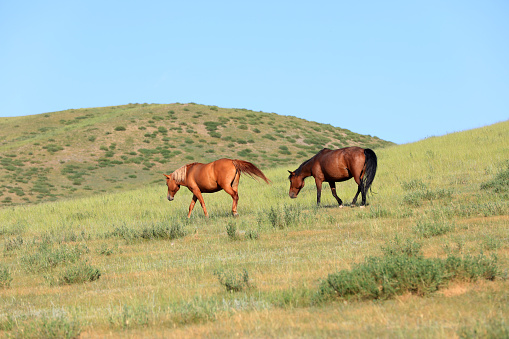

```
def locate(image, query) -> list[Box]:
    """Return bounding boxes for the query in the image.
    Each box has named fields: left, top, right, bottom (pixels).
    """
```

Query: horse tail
left=361, top=148, right=377, bottom=195
left=232, top=160, right=271, bottom=184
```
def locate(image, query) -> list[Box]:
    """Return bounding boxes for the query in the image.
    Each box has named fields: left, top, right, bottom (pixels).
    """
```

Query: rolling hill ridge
left=0, top=103, right=393, bottom=205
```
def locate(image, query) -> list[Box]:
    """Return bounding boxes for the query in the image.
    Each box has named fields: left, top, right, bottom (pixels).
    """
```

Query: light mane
left=171, top=164, right=188, bottom=184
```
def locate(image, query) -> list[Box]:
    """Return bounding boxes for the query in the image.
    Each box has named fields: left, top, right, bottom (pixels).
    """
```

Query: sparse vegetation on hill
left=0, top=103, right=393, bottom=205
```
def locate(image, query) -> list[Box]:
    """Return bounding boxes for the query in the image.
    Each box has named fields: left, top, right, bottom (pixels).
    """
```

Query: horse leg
left=223, top=186, right=239, bottom=216
left=187, top=195, right=198, bottom=218
left=351, top=186, right=361, bottom=206
left=222, top=171, right=240, bottom=216
left=329, top=182, right=343, bottom=207
left=352, top=175, right=366, bottom=208
left=315, top=179, right=323, bottom=206
left=190, top=189, right=208, bottom=217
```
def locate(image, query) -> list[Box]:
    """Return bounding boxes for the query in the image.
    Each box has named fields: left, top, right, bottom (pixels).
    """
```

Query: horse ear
left=288, top=170, right=294, bottom=175
left=164, top=174, right=171, bottom=179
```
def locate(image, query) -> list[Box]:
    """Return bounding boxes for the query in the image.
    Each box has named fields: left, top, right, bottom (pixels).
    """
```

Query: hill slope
left=0, top=103, right=393, bottom=205
left=0, top=120, right=507, bottom=338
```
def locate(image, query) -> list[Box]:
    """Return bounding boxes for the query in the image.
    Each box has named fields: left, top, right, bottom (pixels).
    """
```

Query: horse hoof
left=339, top=205, right=343, bottom=208
left=233, top=212, right=239, bottom=217
left=360, top=205, right=365, bottom=209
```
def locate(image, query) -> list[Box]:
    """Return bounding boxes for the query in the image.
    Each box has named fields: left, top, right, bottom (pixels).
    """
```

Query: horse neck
left=172, top=163, right=193, bottom=185
left=295, top=158, right=313, bottom=179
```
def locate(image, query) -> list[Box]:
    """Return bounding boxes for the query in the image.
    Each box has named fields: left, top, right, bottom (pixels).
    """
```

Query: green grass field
left=0, top=120, right=508, bottom=338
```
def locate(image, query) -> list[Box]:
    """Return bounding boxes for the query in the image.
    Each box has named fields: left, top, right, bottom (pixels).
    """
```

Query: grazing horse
left=288, top=147, right=377, bottom=207
left=164, top=158, right=270, bottom=217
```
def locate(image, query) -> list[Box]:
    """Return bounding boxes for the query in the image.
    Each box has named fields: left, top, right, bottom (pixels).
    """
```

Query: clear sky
left=1, top=1, right=508, bottom=144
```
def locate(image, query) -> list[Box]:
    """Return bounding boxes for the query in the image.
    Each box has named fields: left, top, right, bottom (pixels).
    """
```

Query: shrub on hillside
left=481, top=161, right=509, bottom=193
left=316, top=248, right=498, bottom=302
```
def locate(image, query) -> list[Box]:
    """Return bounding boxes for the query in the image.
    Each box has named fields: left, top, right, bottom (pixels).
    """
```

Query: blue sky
left=1, top=1, right=508, bottom=144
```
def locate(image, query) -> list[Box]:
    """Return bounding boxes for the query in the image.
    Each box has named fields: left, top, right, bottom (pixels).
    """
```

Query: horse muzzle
left=289, top=192, right=298, bottom=199
left=167, top=195, right=174, bottom=201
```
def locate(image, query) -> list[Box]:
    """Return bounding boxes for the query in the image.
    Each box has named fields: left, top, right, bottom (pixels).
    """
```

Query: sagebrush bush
left=9, top=314, right=82, bottom=339
left=263, top=204, right=301, bottom=229
left=3, top=235, right=24, bottom=254
left=245, top=229, right=259, bottom=240
left=226, top=221, right=238, bottom=240
left=481, top=161, right=509, bottom=193
left=316, top=248, right=499, bottom=302
left=214, top=268, right=250, bottom=292
left=414, top=219, right=454, bottom=238
left=381, top=236, right=422, bottom=257
left=444, top=254, right=498, bottom=281
left=58, top=262, right=101, bottom=285
left=0, top=264, right=13, bottom=288
left=21, top=244, right=88, bottom=272
left=107, top=222, right=187, bottom=243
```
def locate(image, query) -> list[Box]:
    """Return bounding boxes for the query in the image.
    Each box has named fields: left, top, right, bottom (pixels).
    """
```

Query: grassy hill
left=0, top=120, right=507, bottom=337
left=0, top=103, right=392, bottom=205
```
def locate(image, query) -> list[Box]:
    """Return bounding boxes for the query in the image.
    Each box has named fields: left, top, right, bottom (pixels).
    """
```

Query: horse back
left=187, top=159, right=236, bottom=192
left=316, top=147, right=366, bottom=181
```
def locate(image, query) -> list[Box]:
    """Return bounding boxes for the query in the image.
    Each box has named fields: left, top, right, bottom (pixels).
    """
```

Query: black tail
left=361, top=148, right=377, bottom=197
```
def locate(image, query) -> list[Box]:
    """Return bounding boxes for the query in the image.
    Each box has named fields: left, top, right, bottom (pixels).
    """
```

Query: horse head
left=288, top=170, right=305, bottom=199
left=164, top=174, right=180, bottom=201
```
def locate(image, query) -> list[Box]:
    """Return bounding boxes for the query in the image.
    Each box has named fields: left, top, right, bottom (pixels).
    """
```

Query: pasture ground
left=1, top=121, right=508, bottom=338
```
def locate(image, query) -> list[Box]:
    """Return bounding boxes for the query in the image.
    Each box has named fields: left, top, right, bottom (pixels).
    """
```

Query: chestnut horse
left=164, top=158, right=270, bottom=217
left=288, top=147, right=377, bottom=207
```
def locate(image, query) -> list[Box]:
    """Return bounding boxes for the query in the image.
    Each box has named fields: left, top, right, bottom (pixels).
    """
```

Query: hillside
left=0, top=103, right=393, bottom=205
left=0, top=121, right=507, bottom=337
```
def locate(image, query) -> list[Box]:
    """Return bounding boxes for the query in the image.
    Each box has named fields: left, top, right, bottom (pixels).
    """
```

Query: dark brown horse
left=164, top=158, right=270, bottom=217
left=288, top=147, right=377, bottom=207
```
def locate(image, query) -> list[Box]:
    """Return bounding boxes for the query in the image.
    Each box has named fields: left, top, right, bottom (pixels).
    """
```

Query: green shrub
left=482, top=235, right=502, bottom=251
left=316, top=251, right=499, bottom=302
left=9, top=314, right=82, bottom=339
left=414, top=219, right=454, bottom=238
left=114, top=126, right=126, bottom=131
left=107, top=222, right=187, bottom=243
left=214, top=268, right=250, bottom=292
left=58, top=262, right=101, bottom=285
left=3, top=235, right=24, bottom=254
left=0, top=264, right=13, bottom=288
left=401, top=179, right=427, bottom=191
left=245, top=229, right=259, bottom=240
left=170, top=297, right=219, bottom=326
left=481, top=161, right=509, bottom=193
left=264, top=204, right=302, bottom=229
left=445, top=254, right=498, bottom=281
left=20, top=244, right=87, bottom=272
left=381, top=236, right=422, bottom=257
left=43, top=144, right=64, bottom=153
left=237, top=149, right=253, bottom=157
left=226, top=221, right=238, bottom=240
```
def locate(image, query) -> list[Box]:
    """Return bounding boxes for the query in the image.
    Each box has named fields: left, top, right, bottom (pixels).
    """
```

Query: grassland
left=0, top=103, right=391, bottom=206
left=0, top=119, right=508, bottom=338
